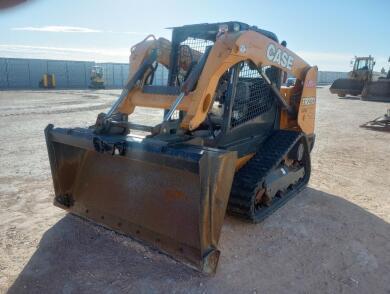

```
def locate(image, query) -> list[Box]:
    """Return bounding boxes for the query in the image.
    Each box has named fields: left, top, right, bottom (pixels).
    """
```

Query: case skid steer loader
left=45, top=22, right=318, bottom=273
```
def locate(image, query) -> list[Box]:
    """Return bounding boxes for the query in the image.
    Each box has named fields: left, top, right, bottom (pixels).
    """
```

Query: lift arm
left=116, top=30, right=318, bottom=133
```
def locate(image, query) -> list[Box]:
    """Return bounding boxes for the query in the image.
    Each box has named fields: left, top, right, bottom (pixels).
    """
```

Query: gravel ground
left=0, top=87, right=389, bottom=293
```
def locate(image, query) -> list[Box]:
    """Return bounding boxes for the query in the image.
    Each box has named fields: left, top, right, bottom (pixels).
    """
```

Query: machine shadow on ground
left=8, top=187, right=390, bottom=294
left=339, top=95, right=390, bottom=103
left=338, top=96, right=361, bottom=101
left=360, top=123, right=390, bottom=133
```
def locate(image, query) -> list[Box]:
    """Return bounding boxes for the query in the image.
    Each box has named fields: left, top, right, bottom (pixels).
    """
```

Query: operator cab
left=102, top=22, right=304, bottom=157
left=352, top=56, right=375, bottom=72
left=143, top=22, right=288, bottom=155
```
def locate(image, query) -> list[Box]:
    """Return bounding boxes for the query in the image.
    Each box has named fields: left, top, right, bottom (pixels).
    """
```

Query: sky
left=0, top=0, right=389, bottom=71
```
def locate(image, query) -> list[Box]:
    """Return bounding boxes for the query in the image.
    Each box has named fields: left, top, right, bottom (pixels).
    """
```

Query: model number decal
left=302, top=97, right=316, bottom=105
left=266, top=43, right=294, bottom=70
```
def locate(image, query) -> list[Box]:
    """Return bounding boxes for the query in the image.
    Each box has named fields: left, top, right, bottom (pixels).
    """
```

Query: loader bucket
left=361, top=80, right=390, bottom=102
left=45, top=125, right=237, bottom=273
left=329, top=78, right=364, bottom=97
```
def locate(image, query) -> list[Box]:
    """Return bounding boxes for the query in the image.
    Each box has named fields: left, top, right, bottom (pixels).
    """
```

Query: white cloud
left=297, top=51, right=354, bottom=71
left=11, top=26, right=102, bottom=33
left=0, top=44, right=130, bottom=62
left=297, top=51, right=389, bottom=72
left=11, top=26, right=148, bottom=35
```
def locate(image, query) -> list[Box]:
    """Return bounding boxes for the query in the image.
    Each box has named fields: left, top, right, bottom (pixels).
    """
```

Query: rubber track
left=227, top=129, right=310, bottom=223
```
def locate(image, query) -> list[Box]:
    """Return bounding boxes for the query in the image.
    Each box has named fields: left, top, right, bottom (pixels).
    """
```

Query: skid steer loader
left=45, top=22, right=317, bottom=273
left=89, top=66, right=105, bottom=89
left=330, top=56, right=390, bottom=101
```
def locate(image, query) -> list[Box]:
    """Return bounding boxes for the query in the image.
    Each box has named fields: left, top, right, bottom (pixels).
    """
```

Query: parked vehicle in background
left=286, top=77, right=296, bottom=87
left=330, top=56, right=390, bottom=101
left=89, top=66, right=105, bottom=89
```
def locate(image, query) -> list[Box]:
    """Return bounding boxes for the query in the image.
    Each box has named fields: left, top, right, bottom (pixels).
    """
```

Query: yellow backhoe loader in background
left=45, top=22, right=318, bottom=273
left=330, top=56, right=390, bottom=101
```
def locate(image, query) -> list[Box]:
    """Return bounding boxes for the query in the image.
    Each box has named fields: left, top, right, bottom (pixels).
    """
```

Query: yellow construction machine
left=330, top=56, right=390, bottom=101
left=89, top=65, right=105, bottom=89
left=45, top=22, right=318, bottom=273
left=39, top=73, right=56, bottom=89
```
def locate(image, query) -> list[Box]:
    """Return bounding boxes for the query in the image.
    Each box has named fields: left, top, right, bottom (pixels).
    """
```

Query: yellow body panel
left=280, top=87, right=293, bottom=129
left=235, top=153, right=255, bottom=170
left=298, top=67, right=317, bottom=134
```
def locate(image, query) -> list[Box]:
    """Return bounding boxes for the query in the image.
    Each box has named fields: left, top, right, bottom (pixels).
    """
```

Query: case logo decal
left=266, top=43, right=294, bottom=70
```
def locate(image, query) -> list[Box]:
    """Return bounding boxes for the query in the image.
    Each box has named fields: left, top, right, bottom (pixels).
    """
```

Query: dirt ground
left=0, top=87, right=389, bottom=293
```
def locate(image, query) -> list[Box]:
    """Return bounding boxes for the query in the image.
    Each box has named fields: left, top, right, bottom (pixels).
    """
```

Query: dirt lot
left=0, top=87, right=389, bottom=293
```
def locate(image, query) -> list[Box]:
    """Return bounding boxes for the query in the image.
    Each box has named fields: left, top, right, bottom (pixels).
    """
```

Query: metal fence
left=0, top=58, right=131, bottom=89
left=97, top=62, right=129, bottom=88
left=0, top=56, right=346, bottom=89
left=317, top=71, right=348, bottom=85
left=0, top=58, right=95, bottom=89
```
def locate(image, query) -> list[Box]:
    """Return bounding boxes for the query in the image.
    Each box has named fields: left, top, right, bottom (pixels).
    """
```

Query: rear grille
left=230, top=62, right=275, bottom=128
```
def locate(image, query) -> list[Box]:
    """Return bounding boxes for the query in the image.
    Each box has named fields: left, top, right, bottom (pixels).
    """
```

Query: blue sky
left=0, top=0, right=389, bottom=71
